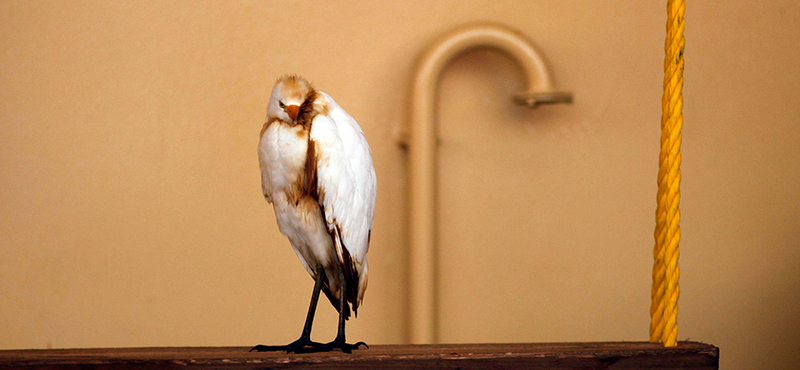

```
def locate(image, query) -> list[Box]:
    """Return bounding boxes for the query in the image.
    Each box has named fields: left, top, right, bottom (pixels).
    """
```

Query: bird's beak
left=285, top=105, right=300, bottom=121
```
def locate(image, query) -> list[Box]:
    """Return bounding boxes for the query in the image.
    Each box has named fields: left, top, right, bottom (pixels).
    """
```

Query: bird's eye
left=278, top=101, right=285, bottom=108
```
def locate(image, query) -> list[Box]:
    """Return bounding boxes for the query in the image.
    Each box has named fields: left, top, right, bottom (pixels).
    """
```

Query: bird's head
left=267, top=75, right=313, bottom=124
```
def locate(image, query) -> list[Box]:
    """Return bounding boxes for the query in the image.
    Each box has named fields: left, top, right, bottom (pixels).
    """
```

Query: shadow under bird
left=252, top=75, right=377, bottom=353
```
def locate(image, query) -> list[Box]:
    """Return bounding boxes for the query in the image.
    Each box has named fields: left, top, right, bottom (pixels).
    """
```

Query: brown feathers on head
left=277, top=74, right=313, bottom=101
left=267, top=74, right=316, bottom=125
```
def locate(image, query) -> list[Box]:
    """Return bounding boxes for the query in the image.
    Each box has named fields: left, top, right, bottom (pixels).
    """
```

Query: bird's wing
left=310, top=95, right=376, bottom=269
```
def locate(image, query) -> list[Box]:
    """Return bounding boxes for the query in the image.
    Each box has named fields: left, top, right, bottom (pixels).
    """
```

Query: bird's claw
left=318, top=339, right=369, bottom=354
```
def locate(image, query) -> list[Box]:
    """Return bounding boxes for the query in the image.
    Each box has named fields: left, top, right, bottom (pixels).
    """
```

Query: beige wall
left=1, top=1, right=798, bottom=369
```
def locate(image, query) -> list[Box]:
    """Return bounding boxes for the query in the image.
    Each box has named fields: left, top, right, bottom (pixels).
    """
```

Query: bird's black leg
left=250, top=268, right=326, bottom=353
left=318, top=269, right=368, bottom=353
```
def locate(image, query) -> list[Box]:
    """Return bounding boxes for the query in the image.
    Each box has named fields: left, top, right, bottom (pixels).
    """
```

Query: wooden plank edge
left=0, top=341, right=719, bottom=369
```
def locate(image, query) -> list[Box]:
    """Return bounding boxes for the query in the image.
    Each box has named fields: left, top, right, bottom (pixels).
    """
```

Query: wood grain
left=0, top=342, right=719, bottom=369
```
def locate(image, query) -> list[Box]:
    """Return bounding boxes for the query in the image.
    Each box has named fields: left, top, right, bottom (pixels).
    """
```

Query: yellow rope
left=651, top=0, right=684, bottom=347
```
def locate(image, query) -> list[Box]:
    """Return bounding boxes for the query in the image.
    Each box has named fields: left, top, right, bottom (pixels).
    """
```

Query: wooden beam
left=0, top=342, right=718, bottom=369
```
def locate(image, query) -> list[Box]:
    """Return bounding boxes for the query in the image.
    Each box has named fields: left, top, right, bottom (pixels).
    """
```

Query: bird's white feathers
left=312, top=92, right=376, bottom=266
left=259, top=76, right=376, bottom=315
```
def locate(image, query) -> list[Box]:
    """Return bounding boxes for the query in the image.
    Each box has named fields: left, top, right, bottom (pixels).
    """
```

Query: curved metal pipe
left=405, top=23, right=571, bottom=344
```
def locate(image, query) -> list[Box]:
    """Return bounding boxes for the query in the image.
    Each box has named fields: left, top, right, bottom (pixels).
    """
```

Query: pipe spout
left=513, top=91, right=574, bottom=108
left=404, top=23, right=571, bottom=344
left=399, top=23, right=572, bottom=145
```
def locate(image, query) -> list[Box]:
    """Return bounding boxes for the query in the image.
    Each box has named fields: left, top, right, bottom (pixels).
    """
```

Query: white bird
left=252, top=75, right=376, bottom=353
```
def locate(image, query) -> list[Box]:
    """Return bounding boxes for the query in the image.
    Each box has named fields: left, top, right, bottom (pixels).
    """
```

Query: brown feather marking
left=336, top=225, right=360, bottom=316
left=329, top=223, right=358, bottom=314
left=296, top=88, right=319, bottom=130
left=317, top=222, right=358, bottom=319
left=317, top=218, right=352, bottom=319
left=280, top=74, right=307, bottom=102
left=304, top=137, right=318, bottom=200
left=299, top=85, right=320, bottom=203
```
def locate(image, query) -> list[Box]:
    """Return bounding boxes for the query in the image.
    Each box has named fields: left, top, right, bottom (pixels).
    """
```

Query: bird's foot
left=250, top=337, right=324, bottom=353
left=317, top=336, right=368, bottom=354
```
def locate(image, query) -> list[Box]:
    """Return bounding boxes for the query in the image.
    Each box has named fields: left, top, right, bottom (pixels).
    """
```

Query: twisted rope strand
left=652, top=0, right=684, bottom=347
